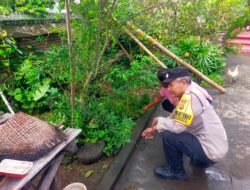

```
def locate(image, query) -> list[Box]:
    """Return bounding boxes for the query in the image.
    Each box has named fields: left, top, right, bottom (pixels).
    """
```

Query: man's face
left=167, top=79, right=186, bottom=97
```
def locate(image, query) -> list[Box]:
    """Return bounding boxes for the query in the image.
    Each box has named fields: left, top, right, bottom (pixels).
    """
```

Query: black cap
left=157, top=67, right=190, bottom=84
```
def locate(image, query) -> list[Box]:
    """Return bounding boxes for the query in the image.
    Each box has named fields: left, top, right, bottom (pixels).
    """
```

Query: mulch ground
left=58, top=155, right=114, bottom=190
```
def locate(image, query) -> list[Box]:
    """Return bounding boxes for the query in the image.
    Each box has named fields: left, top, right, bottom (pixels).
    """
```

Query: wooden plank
left=50, top=169, right=62, bottom=190
left=38, top=153, right=64, bottom=190
left=0, top=128, right=81, bottom=190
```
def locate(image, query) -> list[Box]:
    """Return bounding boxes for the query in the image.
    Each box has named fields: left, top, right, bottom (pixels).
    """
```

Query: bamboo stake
left=126, top=22, right=226, bottom=93
left=125, top=29, right=167, bottom=68
left=65, top=0, right=75, bottom=127
left=0, top=90, right=15, bottom=114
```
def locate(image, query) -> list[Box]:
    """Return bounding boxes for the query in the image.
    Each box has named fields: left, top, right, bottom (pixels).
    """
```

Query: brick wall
left=15, top=33, right=64, bottom=51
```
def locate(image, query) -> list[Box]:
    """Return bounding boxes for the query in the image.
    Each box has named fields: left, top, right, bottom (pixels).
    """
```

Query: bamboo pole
left=125, top=29, right=167, bottom=68
left=126, top=22, right=226, bottom=93
left=65, top=0, right=75, bottom=127
left=0, top=90, right=15, bottom=114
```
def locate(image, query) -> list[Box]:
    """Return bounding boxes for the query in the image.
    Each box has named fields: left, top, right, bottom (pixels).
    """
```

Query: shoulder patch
left=173, top=92, right=194, bottom=126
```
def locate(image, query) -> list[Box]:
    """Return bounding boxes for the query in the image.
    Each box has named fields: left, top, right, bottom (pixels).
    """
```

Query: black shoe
left=154, top=166, right=187, bottom=180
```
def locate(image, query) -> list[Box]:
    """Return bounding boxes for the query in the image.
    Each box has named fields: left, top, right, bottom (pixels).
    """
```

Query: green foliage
left=1, top=0, right=234, bottom=156
left=160, top=36, right=225, bottom=80
left=0, top=6, right=11, bottom=15
left=0, top=30, right=22, bottom=69
left=201, top=73, right=224, bottom=87
left=43, top=45, right=71, bottom=84
left=79, top=55, right=157, bottom=155
left=1, top=32, right=156, bottom=155
left=227, top=10, right=250, bottom=38
left=104, top=55, right=158, bottom=89
left=0, top=0, right=55, bottom=16
left=127, top=0, right=249, bottom=45
left=0, top=36, right=69, bottom=113
left=7, top=55, right=60, bottom=112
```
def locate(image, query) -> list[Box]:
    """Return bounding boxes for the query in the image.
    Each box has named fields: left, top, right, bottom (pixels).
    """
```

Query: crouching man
left=142, top=67, right=228, bottom=180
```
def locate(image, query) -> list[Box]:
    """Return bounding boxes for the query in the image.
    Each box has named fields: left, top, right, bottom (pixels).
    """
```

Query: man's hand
left=141, top=127, right=155, bottom=139
left=142, top=105, right=149, bottom=112
left=141, top=118, right=158, bottom=139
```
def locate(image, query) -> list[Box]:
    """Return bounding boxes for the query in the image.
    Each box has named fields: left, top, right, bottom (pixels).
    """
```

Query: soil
left=58, top=155, right=114, bottom=190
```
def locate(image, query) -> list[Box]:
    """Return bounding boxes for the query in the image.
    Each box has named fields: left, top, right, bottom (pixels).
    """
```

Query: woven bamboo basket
left=0, top=112, right=66, bottom=161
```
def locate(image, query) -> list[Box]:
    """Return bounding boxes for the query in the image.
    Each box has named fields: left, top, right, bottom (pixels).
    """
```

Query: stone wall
left=0, top=15, right=65, bottom=51
left=16, top=33, right=63, bottom=51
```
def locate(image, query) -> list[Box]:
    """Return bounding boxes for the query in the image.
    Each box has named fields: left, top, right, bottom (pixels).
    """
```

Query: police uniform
left=155, top=68, right=228, bottom=176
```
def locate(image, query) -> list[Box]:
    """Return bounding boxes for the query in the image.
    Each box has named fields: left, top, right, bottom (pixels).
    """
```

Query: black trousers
left=161, top=99, right=175, bottom=113
left=162, top=131, right=214, bottom=173
left=162, top=98, right=212, bottom=113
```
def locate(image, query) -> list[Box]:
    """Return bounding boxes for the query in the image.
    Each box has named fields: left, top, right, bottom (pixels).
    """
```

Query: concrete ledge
left=95, top=108, right=156, bottom=190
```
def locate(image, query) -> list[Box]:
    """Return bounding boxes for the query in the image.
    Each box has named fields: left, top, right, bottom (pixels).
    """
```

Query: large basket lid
left=0, top=112, right=66, bottom=161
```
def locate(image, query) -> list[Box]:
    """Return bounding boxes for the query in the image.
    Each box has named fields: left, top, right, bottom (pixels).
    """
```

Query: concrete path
left=113, top=54, right=250, bottom=190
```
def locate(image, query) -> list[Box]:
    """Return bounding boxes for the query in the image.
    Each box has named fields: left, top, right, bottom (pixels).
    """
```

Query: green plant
left=160, top=36, right=225, bottom=80
left=0, top=5, right=11, bottom=15
left=201, top=73, right=224, bottom=87
left=0, top=0, right=234, bottom=157
left=227, top=10, right=250, bottom=38
left=0, top=0, right=55, bottom=16
left=0, top=30, right=22, bottom=69
left=14, top=0, right=55, bottom=17
left=68, top=55, right=158, bottom=155
left=7, top=55, right=60, bottom=112
left=124, top=0, right=249, bottom=45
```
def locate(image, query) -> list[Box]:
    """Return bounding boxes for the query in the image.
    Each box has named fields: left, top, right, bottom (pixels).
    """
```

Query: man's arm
left=155, top=92, right=204, bottom=134
left=143, top=93, right=164, bottom=112
left=141, top=118, right=158, bottom=139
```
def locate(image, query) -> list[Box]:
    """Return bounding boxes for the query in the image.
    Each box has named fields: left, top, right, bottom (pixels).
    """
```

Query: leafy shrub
left=7, top=55, right=60, bottom=112
left=0, top=30, right=22, bottom=69
left=11, top=51, right=158, bottom=156
left=5, top=0, right=55, bottom=17
left=227, top=11, right=250, bottom=38
left=160, top=36, right=225, bottom=83
left=78, top=55, right=157, bottom=155
left=201, top=73, right=224, bottom=87
left=0, top=6, right=11, bottom=15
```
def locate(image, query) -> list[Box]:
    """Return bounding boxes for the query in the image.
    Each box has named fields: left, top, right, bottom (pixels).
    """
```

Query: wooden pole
left=125, top=29, right=167, bottom=68
left=126, top=22, right=226, bottom=93
left=0, top=90, right=15, bottom=114
left=65, top=0, right=75, bottom=127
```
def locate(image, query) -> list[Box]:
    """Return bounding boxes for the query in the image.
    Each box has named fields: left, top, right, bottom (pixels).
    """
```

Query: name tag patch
left=173, top=93, right=194, bottom=126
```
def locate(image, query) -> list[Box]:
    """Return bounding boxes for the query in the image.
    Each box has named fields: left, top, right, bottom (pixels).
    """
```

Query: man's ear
left=182, top=79, right=188, bottom=85
left=179, top=79, right=184, bottom=85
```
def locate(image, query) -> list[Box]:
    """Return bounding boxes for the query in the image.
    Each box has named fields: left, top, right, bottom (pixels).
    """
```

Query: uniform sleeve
left=156, top=116, right=187, bottom=133
left=190, top=93, right=204, bottom=116
left=156, top=93, right=203, bottom=133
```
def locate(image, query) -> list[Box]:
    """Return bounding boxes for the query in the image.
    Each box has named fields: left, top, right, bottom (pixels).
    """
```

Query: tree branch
left=114, top=37, right=133, bottom=62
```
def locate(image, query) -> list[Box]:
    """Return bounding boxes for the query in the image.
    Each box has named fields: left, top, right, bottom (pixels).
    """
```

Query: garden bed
left=59, top=107, right=155, bottom=190
left=58, top=156, right=114, bottom=190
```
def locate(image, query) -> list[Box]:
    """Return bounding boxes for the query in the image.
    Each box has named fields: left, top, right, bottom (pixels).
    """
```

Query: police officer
left=141, top=67, right=228, bottom=180
left=142, top=68, right=212, bottom=113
